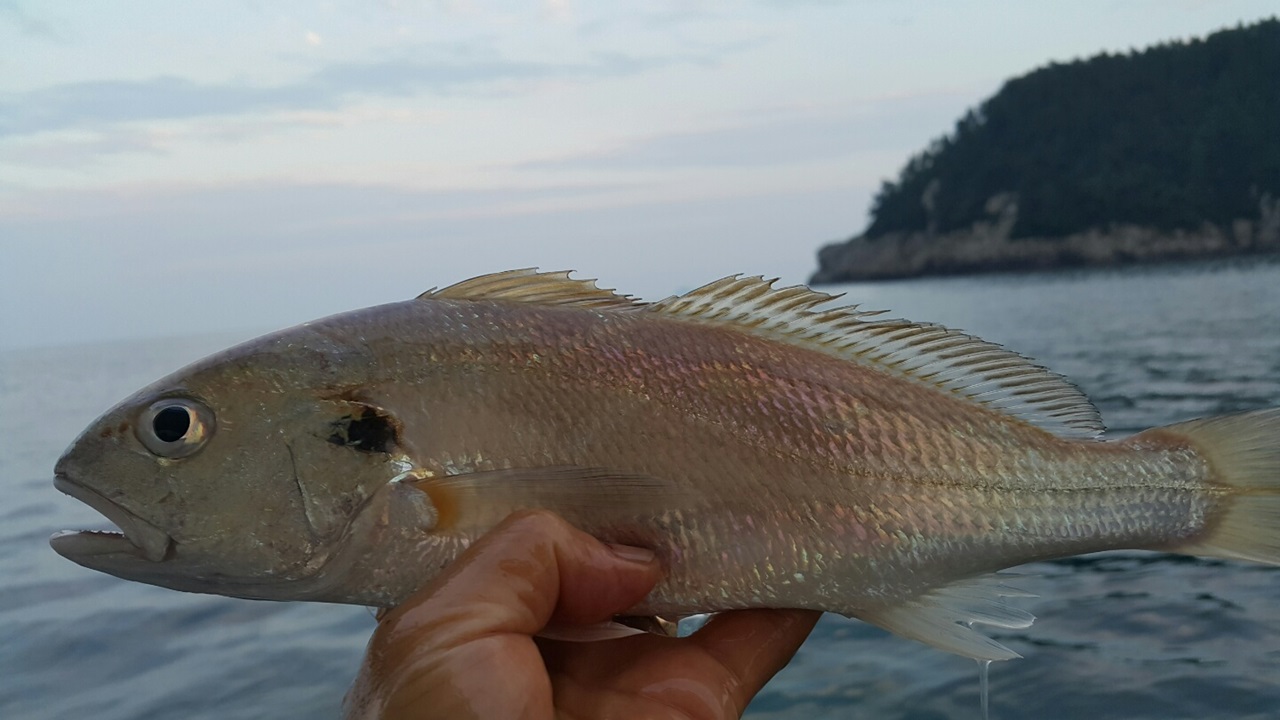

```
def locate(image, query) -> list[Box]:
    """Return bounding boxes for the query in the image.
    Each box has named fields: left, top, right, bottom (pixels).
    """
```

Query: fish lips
left=50, top=475, right=174, bottom=565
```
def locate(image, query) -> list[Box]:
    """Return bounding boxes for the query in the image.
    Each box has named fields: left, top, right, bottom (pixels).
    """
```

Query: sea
left=2, top=258, right=1278, bottom=720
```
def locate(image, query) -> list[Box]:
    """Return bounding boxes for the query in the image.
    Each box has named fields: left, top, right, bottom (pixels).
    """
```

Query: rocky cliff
left=813, top=19, right=1280, bottom=284
left=812, top=193, right=1280, bottom=284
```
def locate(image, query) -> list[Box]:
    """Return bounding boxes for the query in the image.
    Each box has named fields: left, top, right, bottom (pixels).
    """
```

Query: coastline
left=813, top=197, right=1280, bottom=285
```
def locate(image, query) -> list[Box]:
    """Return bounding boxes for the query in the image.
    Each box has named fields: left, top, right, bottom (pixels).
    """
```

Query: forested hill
left=813, top=19, right=1280, bottom=283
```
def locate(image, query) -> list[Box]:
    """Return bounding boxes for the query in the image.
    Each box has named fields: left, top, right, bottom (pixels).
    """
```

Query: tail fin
left=1154, top=408, right=1280, bottom=565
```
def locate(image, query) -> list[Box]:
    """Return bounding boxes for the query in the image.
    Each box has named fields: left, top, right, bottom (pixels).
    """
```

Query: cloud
left=0, top=76, right=326, bottom=138
left=0, top=127, right=169, bottom=167
left=0, top=106, right=449, bottom=167
left=0, top=0, right=58, bottom=39
left=0, top=50, right=681, bottom=138
left=0, top=178, right=642, bottom=226
left=542, top=0, right=572, bottom=22
left=518, top=93, right=975, bottom=171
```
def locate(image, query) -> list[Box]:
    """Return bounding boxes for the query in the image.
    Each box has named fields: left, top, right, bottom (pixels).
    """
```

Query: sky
left=2, top=1, right=1276, bottom=349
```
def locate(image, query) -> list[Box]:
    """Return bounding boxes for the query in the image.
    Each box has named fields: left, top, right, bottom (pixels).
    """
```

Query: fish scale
left=49, top=270, right=1280, bottom=662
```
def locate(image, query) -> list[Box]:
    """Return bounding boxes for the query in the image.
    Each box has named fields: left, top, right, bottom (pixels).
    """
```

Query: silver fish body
left=51, top=271, right=1280, bottom=659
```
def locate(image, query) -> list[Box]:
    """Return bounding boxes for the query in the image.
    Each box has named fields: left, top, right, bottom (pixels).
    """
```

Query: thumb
left=385, top=509, right=663, bottom=643
left=345, top=510, right=662, bottom=719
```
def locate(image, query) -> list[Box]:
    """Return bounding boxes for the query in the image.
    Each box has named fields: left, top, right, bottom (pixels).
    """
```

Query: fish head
left=49, top=326, right=413, bottom=601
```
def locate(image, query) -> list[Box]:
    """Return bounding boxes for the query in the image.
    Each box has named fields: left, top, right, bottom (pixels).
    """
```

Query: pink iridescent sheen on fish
left=50, top=270, right=1280, bottom=659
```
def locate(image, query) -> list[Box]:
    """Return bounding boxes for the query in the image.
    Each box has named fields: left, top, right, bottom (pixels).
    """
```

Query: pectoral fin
left=541, top=615, right=688, bottom=642
left=401, top=465, right=691, bottom=531
left=616, top=614, right=683, bottom=637
left=538, top=621, right=649, bottom=642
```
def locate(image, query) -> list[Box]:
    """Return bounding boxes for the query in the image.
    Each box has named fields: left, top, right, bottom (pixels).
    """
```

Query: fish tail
left=1149, top=408, right=1280, bottom=565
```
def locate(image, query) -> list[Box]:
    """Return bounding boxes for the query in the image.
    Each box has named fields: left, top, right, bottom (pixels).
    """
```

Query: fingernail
left=607, top=543, right=656, bottom=564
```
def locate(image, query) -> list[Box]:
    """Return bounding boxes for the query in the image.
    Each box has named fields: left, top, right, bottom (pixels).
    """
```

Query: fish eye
left=137, top=398, right=214, bottom=459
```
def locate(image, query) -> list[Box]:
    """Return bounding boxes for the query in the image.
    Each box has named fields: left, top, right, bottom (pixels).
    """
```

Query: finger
left=379, top=509, right=663, bottom=646
left=688, top=609, right=821, bottom=710
left=345, top=510, right=663, bottom=720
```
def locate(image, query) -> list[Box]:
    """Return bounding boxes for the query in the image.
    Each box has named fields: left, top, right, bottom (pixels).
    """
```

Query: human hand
left=344, top=510, right=820, bottom=720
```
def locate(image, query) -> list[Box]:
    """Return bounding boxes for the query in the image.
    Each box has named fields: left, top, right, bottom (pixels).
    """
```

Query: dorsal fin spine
left=419, top=269, right=644, bottom=311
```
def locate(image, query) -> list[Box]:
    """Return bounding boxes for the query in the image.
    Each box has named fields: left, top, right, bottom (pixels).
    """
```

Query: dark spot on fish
left=328, top=408, right=396, bottom=454
left=117, top=421, right=129, bottom=433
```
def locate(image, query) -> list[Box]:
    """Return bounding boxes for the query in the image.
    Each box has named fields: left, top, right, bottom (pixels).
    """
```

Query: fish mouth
left=50, top=475, right=173, bottom=563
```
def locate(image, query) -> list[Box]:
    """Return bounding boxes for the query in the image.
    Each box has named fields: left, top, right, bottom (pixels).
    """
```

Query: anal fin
left=854, top=574, right=1036, bottom=661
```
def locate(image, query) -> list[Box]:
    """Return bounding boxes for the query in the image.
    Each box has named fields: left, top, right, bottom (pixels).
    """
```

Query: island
left=812, top=18, right=1280, bottom=284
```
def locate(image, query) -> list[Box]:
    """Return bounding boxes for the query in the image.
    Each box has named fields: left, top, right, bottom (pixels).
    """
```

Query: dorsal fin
left=418, top=269, right=644, bottom=310
left=416, top=270, right=1102, bottom=439
left=649, top=276, right=1103, bottom=439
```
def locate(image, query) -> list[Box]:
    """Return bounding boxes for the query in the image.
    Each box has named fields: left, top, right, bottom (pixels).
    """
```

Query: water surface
left=2, top=259, right=1277, bottom=719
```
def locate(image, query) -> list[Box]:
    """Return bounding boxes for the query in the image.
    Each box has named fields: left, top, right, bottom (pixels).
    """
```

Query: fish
left=50, top=269, right=1280, bottom=660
